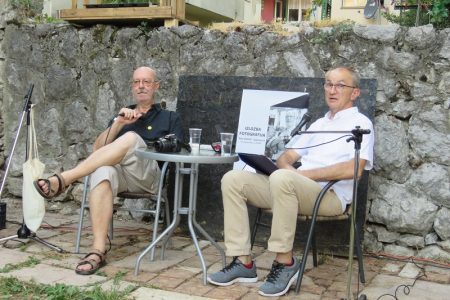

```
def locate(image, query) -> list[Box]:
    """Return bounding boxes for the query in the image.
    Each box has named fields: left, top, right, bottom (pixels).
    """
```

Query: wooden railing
left=60, top=0, right=185, bottom=26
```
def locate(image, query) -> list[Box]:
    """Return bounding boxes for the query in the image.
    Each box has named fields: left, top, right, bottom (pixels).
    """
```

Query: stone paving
left=1, top=209, right=450, bottom=299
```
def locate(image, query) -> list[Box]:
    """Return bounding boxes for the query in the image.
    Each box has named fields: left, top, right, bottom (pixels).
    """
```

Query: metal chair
left=75, top=161, right=171, bottom=261
left=250, top=179, right=366, bottom=294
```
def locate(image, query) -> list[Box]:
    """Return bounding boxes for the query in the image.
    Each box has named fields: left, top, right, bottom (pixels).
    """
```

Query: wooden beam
left=71, top=0, right=77, bottom=9
left=164, top=18, right=179, bottom=27
left=175, top=0, right=185, bottom=19
left=60, top=7, right=173, bottom=20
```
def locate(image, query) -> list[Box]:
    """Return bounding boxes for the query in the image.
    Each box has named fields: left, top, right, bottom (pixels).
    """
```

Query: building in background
left=310, top=0, right=396, bottom=25
left=42, top=0, right=261, bottom=26
left=43, top=0, right=398, bottom=26
left=261, top=0, right=312, bottom=23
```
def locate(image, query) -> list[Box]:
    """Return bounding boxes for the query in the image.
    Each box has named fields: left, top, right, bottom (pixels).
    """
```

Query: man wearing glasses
left=33, top=66, right=183, bottom=275
left=208, top=67, right=374, bottom=297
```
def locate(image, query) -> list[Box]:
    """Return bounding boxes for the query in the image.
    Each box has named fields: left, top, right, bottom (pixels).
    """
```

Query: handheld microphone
left=290, top=112, right=311, bottom=137
left=117, top=112, right=144, bottom=120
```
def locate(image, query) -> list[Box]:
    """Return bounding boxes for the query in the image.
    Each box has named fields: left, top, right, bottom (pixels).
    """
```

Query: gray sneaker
left=258, top=257, right=301, bottom=297
left=207, top=257, right=258, bottom=286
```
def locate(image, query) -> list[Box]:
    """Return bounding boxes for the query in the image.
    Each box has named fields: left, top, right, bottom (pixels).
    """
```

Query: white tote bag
left=22, top=105, right=46, bottom=232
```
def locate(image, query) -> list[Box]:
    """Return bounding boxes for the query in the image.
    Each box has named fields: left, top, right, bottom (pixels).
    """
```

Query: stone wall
left=0, top=6, right=449, bottom=261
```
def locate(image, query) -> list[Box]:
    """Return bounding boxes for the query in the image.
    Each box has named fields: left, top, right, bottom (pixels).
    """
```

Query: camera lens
left=155, top=139, right=168, bottom=152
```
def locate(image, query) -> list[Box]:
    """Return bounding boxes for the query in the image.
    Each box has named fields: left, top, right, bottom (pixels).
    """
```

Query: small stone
left=399, top=263, right=421, bottom=279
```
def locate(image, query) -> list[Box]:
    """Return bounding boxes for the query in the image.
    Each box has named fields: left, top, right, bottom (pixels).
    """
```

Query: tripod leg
left=0, top=234, right=19, bottom=243
left=29, top=234, right=64, bottom=253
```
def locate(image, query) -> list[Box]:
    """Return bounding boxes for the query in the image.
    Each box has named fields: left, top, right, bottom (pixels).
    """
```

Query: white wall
left=186, top=0, right=243, bottom=20
left=42, top=0, right=73, bottom=18
left=243, top=0, right=262, bottom=23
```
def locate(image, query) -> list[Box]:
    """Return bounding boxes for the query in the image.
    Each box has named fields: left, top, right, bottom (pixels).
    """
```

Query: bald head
left=133, top=66, right=158, bottom=81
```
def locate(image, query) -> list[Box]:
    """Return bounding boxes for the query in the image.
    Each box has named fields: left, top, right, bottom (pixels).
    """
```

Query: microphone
left=351, top=127, right=371, bottom=135
left=290, top=112, right=311, bottom=137
left=117, top=112, right=144, bottom=120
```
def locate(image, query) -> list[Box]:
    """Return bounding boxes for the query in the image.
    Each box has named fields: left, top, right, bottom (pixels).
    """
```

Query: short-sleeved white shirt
left=292, top=107, right=374, bottom=211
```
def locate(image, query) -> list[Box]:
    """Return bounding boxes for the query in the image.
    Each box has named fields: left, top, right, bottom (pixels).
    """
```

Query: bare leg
left=238, top=255, right=252, bottom=264
left=37, top=132, right=138, bottom=194
left=275, top=251, right=293, bottom=264
left=76, top=180, right=113, bottom=272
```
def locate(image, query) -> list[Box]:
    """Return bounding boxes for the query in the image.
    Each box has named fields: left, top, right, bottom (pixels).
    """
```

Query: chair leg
left=354, top=222, right=365, bottom=283
left=295, top=180, right=338, bottom=294
left=312, top=229, right=318, bottom=267
left=250, top=208, right=262, bottom=250
left=75, top=176, right=90, bottom=253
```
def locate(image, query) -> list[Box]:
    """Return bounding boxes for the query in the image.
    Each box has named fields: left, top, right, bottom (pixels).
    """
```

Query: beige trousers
left=221, top=169, right=343, bottom=256
left=89, top=132, right=160, bottom=196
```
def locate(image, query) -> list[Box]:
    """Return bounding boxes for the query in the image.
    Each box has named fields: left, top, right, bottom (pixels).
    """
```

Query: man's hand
left=276, top=149, right=367, bottom=181
left=117, top=108, right=143, bottom=124
left=276, top=149, right=300, bottom=170
left=296, top=159, right=367, bottom=181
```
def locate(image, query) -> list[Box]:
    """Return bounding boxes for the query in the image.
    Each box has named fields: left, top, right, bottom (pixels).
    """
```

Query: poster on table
left=234, top=89, right=310, bottom=171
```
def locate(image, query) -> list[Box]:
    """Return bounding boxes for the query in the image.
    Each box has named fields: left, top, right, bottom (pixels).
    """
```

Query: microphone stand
left=0, top=84, right=63, bottom=252
left=293, top=126, right=369, bottom=300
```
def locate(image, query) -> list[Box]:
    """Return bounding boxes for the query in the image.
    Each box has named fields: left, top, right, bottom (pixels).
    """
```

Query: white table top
left=135, top=144, right=239, bottom=164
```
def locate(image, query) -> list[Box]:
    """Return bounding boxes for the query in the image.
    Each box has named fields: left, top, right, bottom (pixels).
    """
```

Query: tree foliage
left=383, top=0, right=450, bottom=28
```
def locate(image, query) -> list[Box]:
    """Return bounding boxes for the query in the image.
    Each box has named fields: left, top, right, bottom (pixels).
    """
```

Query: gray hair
left=325, top=67, right=360, bottom=88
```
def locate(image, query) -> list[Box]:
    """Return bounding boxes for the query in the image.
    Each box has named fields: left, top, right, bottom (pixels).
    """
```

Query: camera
left=154, top=134, right=181, bottom=153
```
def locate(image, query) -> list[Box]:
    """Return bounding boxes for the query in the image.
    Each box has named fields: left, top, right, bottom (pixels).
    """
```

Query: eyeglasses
left=324, top=82, right=356, bottom=91
left=132, top=79, right=159, bottom=87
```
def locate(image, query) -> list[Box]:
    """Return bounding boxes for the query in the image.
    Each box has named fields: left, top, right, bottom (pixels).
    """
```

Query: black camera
left=154, top=134, right=181, bottom=153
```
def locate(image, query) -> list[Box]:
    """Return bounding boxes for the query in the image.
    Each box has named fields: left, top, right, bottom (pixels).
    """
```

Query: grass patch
left=113, top=270, right=128, bottom=284
left=0, top=256, right=40, bottom=273
left=0, top=277, right=134, bottom=299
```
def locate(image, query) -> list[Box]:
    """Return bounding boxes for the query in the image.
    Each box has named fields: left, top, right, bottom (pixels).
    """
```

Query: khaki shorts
left=89, top=133, right=161, bottom=196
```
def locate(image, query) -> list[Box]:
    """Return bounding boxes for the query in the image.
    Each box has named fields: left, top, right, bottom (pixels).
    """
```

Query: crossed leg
left=35, top=132, right=139, bottom=196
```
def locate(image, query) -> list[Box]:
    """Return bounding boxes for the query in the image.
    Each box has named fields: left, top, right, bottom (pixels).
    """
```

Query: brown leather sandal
left=75, top=250, right=107, bottom=275
left=33, top=173, right=67, bottom=199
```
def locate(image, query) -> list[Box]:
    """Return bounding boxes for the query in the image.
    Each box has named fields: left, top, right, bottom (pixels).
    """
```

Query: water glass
left=189, top=128, right=202, bottom=153
left=220, top=133, right=234, bottom=156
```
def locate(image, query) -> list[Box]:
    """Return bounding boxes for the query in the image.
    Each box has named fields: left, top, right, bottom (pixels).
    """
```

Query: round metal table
left=134, top=145, right=238, bottom=284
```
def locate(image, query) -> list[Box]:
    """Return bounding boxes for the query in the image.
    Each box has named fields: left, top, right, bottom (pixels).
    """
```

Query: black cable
left=375, top=257, right=426, bottom=300
left=104, top=125, right=113, bottom=146
left=101, top=121, right=114, bottom=255
left=2, top=239, right=27, bottom=247
left=106, top=234, right=112, bottom=253
left=285, top=134, right=354, bottom=150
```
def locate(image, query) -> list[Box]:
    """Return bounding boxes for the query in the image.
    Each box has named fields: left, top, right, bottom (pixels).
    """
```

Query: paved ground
left=1, top=208, right=450, bottom=299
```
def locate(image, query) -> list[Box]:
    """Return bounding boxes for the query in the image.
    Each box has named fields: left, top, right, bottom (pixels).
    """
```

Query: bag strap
left=27, top=104, right=39, bottom=160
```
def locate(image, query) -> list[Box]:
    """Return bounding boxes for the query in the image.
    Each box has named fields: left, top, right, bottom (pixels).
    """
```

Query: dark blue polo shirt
left=111, top=103, right=184, bottom=144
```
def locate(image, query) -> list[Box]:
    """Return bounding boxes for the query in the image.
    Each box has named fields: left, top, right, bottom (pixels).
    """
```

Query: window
left=275, top=0, right=284, bottom=19
left=289, top=8, right=299, bottom=21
